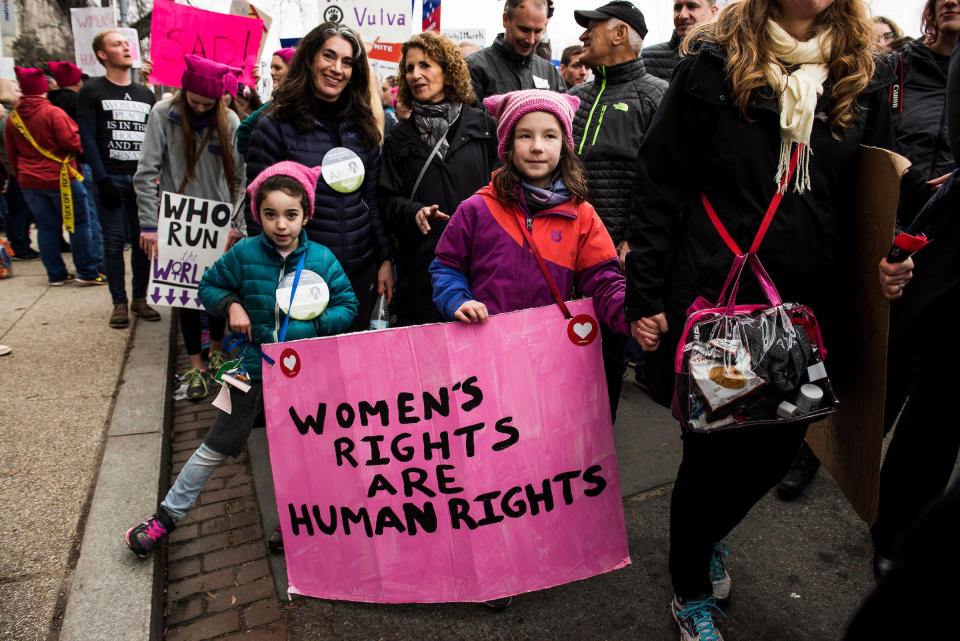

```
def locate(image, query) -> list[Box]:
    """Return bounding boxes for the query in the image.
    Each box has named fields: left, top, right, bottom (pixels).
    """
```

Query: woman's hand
left=926, top=172, right=952, bottom=192
left=228, top=302, right=252, bottom=341
left=878, top=256, right=914, bottom=300
left=616, top=240, right=631, bottom=272
left=377, top=260, right=395, bottom=304
left=415, top=204, right=449, bottom=235
left=631, top=313, right=668, bottom=351
left=454, top=300, right=489, bottom=324
left=139, top=231, right=159, bottom=260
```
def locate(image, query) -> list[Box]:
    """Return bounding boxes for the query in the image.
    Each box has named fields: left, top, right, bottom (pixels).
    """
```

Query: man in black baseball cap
left=574, top=0, right=648, bottom=39
left=569, top=0, right=665, bottom=422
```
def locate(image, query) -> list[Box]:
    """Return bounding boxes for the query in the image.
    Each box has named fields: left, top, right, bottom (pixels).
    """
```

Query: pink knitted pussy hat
left=181, top=55, right=231, bottom=99
left=483, top=89, right=580, bottom=161
left=14, top=67, right=48, bottom=96
left=247, top=161, right=323, bottom=223
left=273, top=47, right=296, bottom=64
left=223, top=67, right=242, bottom=98
left=48, top=61, right=82, bottom=87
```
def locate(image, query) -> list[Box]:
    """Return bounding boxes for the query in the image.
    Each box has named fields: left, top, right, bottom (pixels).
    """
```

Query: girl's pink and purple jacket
left=430, top=182, right=628, bottom=334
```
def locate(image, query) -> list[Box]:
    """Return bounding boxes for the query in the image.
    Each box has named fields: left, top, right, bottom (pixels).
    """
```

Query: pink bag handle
left=702, top=144, right=800, bottom=314
left=722, top=255, right=783, bottom=315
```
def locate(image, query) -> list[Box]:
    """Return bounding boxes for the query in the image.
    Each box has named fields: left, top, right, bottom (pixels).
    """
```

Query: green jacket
left=199, top=229, right=358, bottom=380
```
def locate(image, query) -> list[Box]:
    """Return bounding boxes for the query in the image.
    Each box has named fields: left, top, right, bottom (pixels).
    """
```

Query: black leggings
left=179, top=309, right=226, bottom=356
left=670, top=421, right=809, bottom=599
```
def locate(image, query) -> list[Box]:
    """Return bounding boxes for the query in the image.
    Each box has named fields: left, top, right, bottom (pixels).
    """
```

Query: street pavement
left=0, top=253, right=153, bottom=641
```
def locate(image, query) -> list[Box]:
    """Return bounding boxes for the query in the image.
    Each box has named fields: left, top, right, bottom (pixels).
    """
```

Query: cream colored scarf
left=764, top=20, right=833, bottom=193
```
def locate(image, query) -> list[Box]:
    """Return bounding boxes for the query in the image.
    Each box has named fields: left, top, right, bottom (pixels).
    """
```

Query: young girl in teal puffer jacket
left=124, top=161, right=357, bottom=559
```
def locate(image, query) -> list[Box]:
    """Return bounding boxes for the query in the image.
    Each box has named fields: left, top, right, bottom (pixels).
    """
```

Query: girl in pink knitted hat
left=126, top=160, right=357, bottom=560
left=431, top=88, right=627, bottom=332
left=430, top=88, right=628, bottom=608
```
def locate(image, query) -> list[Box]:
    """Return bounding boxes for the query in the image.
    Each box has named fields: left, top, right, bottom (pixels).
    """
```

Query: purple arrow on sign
left=180, top=291, right=191, bottom=306
left=151, top=287, right=162, bottom=303
left=195, top=297, right=203, bottom=307
left=166, top=288, right=177, bottom=304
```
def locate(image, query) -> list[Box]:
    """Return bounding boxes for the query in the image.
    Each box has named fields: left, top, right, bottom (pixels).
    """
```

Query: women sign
left=261, top=299, right=631, bottom=602
left=148, top=0, right=262, bottom=87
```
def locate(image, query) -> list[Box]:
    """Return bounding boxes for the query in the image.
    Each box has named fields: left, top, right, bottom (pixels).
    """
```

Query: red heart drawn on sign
left=280, top=347, right=301, bottom=378
left=567, top=314, right=599, bottom=346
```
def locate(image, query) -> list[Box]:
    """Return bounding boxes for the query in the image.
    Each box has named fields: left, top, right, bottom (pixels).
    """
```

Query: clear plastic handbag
left=671, top=143, right=838, bottom=433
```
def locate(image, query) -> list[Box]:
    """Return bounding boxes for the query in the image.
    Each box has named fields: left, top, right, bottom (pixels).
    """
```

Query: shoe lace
left=142, top=518, right=167, bottom=542
left=710, top=543, right=728, bottom=581
left=182, top=368, right=204, bottom=386
left=208, top=351, right=225, bottom=372
left=677, top=596, right=725, bottom=641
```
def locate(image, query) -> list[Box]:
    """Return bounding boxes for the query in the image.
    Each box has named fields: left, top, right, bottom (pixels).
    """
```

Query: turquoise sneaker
left=673, top=594, right=725, bottom=641
left=710, top=542, right=731, bottom=603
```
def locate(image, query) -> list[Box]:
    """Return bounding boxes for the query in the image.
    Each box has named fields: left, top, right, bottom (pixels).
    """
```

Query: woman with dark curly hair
left=378, top=31, right=499, bottom=325
left=246, top=23, right=393, bottom=333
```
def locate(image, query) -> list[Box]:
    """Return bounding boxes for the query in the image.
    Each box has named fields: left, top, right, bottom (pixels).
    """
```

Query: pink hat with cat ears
left=181, top=55, right=232, bottom=99
left=483, top=89, right=580, bottom=161
left=247, top=161, right=323, bottom=223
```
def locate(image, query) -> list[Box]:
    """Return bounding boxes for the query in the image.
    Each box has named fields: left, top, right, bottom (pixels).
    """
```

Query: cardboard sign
left=71, top=7, right=116, bottom=76
left=229, top=0, right=273, bottom=60
left=261, top=298, right=631, bottom=602
left=148, top=192, right=233, bottom=309
left=806, top=145, right=911, bottom=525
left=148, top=0, right=263, bottom=87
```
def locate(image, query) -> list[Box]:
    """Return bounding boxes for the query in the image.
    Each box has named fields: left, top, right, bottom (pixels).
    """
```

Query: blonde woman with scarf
left=624, top=0, right=894, bottom=638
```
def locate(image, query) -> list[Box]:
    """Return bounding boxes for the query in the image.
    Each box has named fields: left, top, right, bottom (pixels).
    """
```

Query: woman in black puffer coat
left=247, top=23, right=393, bottom=330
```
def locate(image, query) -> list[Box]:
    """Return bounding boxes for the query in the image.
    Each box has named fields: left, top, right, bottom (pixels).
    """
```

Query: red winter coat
left=4, top=95, right=82, bottom=190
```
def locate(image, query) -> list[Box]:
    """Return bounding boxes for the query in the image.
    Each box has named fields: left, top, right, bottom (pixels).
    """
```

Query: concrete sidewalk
left=0, top=253, right=173, bottom=641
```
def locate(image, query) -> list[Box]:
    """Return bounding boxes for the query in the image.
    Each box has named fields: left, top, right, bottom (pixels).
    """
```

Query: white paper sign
left=442, top=28, right=486, bottom=46
left=116, top=27, right=142, bottom=69
left=149, top=192, right=233, bottom=309
left=71, top=7, right=117, bottom=76
left=1, top=0, right=16, bottom=37
left=0, top=57, right=14, bottom=81
left=319, top=0, right=412, bottom=46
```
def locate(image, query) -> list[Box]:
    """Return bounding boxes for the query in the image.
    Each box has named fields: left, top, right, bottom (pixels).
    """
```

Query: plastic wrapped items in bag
left=672, top=254, right=838, bottom=433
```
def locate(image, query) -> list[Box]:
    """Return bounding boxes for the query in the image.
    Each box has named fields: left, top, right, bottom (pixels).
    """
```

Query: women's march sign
left=261, top=299, right=631, bottom=602
left=148, top=192, right=232, bottom=309
left=148, top=0, right=263, bottom=87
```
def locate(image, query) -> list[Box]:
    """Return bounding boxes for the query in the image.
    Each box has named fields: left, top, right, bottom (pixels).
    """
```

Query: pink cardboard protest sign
left=261, top=298, right=630, bottom=602
left=148, top=0, right=262, bottom=87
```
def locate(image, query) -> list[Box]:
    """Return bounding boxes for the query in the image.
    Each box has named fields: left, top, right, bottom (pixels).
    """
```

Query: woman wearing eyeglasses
left=871, top=15, right=903, bottom=54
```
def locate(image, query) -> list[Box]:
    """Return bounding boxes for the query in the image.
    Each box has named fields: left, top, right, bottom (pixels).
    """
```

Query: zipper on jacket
left=591, top=104, right=608, bottom=146
left=273, top=255, right=287, bottom=342
left=526, top=216, right=533, bottom=231
left=577, top=68, right=607, bottom=155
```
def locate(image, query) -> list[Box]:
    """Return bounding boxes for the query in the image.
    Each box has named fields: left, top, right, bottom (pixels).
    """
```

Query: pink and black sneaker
left=125, top=510, right=175, bottom=559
